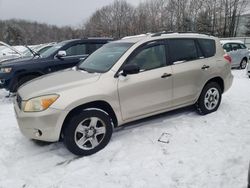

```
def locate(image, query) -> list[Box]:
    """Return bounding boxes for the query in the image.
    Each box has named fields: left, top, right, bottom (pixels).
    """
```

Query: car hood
left=0, top=55, right=21, bottom=63
left=18, top=69, right=101, bottom=100
left=0, top=56, right=41, bottom=66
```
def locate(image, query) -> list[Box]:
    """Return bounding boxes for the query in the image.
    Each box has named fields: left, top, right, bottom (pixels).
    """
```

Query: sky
left=0, top=0, right=142, bottom=27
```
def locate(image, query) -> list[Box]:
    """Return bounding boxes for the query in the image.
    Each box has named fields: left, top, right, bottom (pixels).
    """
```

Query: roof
left=119, top=32, right=216, bottom=44
left=60, top=38, right=114, bottom=44
left=220, top=40, right=244, bottom=44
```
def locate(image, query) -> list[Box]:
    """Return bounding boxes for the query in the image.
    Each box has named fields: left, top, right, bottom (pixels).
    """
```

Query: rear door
left=170, top=38, right=215, bottom=107
left=239, top=43, right=249, bottom=60
left=230, top=43, right=242, bottom=66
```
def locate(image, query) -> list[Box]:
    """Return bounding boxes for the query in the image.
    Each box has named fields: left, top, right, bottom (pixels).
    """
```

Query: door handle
left=201, top=65, right=210, bottom=70
left=161, top=73, right=172, bottom=78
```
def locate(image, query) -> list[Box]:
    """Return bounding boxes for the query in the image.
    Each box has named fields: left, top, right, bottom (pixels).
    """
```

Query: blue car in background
left=0, top=38, right=112, bottom=93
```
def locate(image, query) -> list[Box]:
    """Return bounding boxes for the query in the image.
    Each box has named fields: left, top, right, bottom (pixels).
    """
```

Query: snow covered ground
left=0, top=70, right=250, bottom=188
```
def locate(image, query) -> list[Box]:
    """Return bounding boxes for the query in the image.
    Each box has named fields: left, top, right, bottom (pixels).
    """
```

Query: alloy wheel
left=204, top=87, right=220, bottom=110
left=74, top=117, right=106, bottom=150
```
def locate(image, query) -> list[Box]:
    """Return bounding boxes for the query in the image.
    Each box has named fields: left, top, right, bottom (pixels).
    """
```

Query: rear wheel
left=196, top=82, right=222, bottom=115
left=240, top=58, right=247, bottom=69
left=63, top=109, right=113, bottom=156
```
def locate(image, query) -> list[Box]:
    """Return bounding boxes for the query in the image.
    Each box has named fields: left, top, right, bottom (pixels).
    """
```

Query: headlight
left=0, top=67, right=12, bottom=73
left=23, top=94, right=59, bottom=112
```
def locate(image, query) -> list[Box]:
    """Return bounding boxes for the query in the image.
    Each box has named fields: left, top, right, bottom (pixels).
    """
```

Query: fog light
left=34, top=129, right=42, bottom=137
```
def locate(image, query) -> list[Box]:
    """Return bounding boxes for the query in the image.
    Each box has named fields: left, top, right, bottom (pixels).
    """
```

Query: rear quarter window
left=198, top=39, right=216, bottom=58
left=240, top=44, right=247, bottom=49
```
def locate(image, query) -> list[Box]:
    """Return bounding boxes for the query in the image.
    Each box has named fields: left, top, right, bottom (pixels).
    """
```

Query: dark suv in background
left=0, top=38, right=112, bottom=92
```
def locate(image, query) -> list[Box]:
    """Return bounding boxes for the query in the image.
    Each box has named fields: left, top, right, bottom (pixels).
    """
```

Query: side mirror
left=122, top=64, right=140, bottom=76
left=233, top=47, right=238, bottom=51
left=56, top=50, right=66, bottom=59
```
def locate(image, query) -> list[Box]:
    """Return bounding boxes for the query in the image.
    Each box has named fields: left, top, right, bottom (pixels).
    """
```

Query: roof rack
left=151, top=31, right=212, bottom=37
left=151, top=31, right=176, bottom=37
left=122, top=34, right=151, bottom=40
left=86, top=37, right=114, bottom=40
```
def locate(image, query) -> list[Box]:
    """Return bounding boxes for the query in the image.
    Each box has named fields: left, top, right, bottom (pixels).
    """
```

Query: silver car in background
left=220, top=40, right=249, bottom=69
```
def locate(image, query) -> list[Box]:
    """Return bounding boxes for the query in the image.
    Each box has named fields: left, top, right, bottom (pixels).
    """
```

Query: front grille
left=16, top=94, right=22, bottom=109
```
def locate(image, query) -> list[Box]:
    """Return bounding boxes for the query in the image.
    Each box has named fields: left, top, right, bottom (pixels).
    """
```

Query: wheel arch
left=242, top=57, right=248, bottom=62
left=60, top=100, right=118, bottom=139
left=204, top=77, right=224, bottom=93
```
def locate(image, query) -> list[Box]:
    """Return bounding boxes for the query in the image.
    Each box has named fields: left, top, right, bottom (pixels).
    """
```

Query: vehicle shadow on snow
left=114, top=105, right=197, bottom=133
left=29, top=106, right=197, bottom=155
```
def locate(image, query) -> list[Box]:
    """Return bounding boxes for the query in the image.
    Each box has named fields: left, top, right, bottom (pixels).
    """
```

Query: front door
left=118, top=41, right=173, bottom=120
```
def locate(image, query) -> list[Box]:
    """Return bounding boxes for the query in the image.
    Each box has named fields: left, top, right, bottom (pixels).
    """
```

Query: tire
left=240, top=58, right=247, bottom=69
left=196, top=82, right=222, bottom=115
left=12, top=75, right=39, bottom=92
left=63, top=109, right=113, bottom=156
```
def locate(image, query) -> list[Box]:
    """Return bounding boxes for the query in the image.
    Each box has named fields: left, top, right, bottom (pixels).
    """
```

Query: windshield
left=23, top=45, right=40, bottom=56
left=41, top=41, right=66, bottom=58
left=78, top=42, right=134, bottom=73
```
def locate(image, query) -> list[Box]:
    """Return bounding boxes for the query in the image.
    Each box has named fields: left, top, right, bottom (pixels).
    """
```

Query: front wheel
left=63, top=109, right=113, bottom=156
left=196, top=82, right=222, bottom=115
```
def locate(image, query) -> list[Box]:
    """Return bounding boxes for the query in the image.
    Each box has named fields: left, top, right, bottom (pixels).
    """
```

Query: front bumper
left=14, top=98, right=67, bottom=142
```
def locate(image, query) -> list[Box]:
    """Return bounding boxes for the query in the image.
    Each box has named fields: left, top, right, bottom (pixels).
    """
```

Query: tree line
left=0, top=19, right=83, bottom=45
left=84, top=0, right=250, bottom=38
left=0, top=0, right=250, bottom=45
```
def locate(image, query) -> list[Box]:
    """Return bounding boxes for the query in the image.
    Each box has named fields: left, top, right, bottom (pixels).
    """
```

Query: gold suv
left=14, top=33, right=233, bottom=156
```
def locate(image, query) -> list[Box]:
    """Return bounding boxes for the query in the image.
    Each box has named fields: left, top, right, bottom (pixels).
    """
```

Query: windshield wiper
left=77, top=66, right=96, bottom=74
left=25, top=45, right=40, bottom=57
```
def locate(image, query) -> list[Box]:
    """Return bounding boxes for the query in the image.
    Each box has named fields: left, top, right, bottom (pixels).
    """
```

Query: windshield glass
left=23, top=45, right=44, bottom=56
left=78, top=42, right=134, bottom=73
left=41, top=41, right=66, bottom=58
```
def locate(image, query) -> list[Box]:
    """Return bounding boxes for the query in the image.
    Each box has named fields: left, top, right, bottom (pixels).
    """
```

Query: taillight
left=224, top=54, right=232, bottom=64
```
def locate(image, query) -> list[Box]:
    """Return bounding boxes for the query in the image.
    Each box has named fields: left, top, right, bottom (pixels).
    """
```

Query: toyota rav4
left=14, top=32, right=233, bottom=156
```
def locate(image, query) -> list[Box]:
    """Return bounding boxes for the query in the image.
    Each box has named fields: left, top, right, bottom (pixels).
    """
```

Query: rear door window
left=87, top=43, right=105, bottom=54
left=65, top=44, right=87, bottom=56
left=231, top=43, right=241, bottom=51
left=168, top=39, right=198, bottom=63
left=197, top=39, right=216, bottom=58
